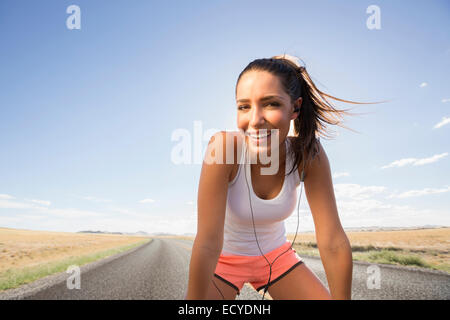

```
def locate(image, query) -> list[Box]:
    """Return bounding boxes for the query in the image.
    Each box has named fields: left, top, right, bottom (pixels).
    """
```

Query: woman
left=186, top=54, right=356, bottom=300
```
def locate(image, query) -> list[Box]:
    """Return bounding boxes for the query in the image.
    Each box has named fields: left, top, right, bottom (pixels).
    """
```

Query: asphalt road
left=2, top=238, right=449, bottom=300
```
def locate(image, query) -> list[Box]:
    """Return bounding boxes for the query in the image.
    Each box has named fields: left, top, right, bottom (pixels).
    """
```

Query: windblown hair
left=235, top=53, right=376, bottom=176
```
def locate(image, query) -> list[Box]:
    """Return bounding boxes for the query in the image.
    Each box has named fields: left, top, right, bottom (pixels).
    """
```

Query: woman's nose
left=249, top=106, right=265, bottom=127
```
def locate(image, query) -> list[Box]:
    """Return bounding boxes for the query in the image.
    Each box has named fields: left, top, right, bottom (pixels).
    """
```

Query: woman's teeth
left=247, top=132, right=271, bottom=140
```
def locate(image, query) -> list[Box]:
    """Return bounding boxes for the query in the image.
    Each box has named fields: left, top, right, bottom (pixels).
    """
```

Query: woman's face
left=236, top=70, right=301, bottom=160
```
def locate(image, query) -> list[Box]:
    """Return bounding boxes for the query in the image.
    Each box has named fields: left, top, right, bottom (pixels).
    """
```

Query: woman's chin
left=248, top=145, right=269, bottom=156
left=245, top=136, right=280, bottom=159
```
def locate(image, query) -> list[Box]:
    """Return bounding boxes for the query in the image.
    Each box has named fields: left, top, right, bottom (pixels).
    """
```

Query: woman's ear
left=291, top=97, right=302, bottom=120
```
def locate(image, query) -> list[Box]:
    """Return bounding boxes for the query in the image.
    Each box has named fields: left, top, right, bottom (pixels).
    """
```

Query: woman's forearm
left=185, top=243, right=221, bottom=300
left=319, top=237, right=353, bottom=300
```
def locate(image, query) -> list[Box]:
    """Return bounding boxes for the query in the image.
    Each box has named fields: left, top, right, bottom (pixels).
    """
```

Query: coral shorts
left=214, top=241, right=304, bottom=295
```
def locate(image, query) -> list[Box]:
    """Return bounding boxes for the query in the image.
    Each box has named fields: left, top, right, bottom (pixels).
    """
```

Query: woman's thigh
left=204, top=276, right=238, bottom=300
left=268, top=262, right=332, bottom=300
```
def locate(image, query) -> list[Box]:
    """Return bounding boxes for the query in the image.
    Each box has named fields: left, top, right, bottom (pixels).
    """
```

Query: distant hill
left=77, top=230, right=150, bottom=236
left=149, top=232, right=177, bottom=236
left=77, top=230, right=122, bottom=235
left=341, top=225, right=448, bottom=232
left=129, top=231, right=151, bottom=236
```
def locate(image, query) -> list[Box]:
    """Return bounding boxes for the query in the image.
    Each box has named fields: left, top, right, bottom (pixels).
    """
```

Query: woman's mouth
left=246, top=130, right=272, bottom=145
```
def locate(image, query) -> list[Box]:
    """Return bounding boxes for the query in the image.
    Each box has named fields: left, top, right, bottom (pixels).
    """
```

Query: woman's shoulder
left=218, top=130, right=245, bottom=154
left=210, top=130, right=243, bottom=141
left=218, top=131, right=245, bottom=182
left=205, top=130, right=244, bottom=166
left=222, top=130, right=245, bottom=141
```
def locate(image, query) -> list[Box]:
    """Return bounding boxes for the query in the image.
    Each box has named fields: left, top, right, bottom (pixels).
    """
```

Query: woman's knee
left=205, top=277, right=238, bottom=300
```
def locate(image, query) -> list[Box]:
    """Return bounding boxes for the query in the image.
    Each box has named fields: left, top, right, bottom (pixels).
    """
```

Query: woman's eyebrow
left=236, top=95, right=283, bottom=103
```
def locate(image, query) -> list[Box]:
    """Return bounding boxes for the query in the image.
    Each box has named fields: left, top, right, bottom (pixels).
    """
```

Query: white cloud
left=284, top=182, right=448, bottom=233
left=387, top=186, right=450, bottom=199
left=334, top=183, right=387, bottom=200
left=0, top=199, right=36, bottom=209
left=0, top=196, right=107, bottom=218
left=0, top=193, right=195, bottom=234
left=0, top=208, right=198, bottom=234
left=381, top=158, right=416, bottom=168
left=381, top=152, right=448, bottom=169
left=35, top=207, right=108, bottom=219
left=26, top=199, right=51, bottom=206
left=139, top=199, right=155, bottom=204
left=333, top=172, right=350, bottom=179
left=336, top=199, right=393, bottom=216
left=331, top=183, right=447, bottom=227
left=0, top=194, right=15, bottom=200
left=413, top=153, right=448, bottom=166
left=81, top=196, right=112, bottom=203
left=419, top=82, right=428, bottom=88
left=108, top=207, right=134, bottom=215
left=441, top=98, right=450, bottom=103
left=433, top=116, right=450, bottom=129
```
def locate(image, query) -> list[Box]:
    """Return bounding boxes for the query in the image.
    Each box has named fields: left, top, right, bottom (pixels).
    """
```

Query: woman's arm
left=185, top=131, right=235, bottom=300
left=303, top=141, right=353, bottom=300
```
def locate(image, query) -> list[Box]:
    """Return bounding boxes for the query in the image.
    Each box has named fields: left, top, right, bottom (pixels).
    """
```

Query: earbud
left=300, top=170, right=305, bottom=182
left=293, top=107, right=300, bottom=113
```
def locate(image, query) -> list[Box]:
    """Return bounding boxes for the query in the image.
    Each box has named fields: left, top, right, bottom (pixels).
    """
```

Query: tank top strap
left=228, top=134, right=246, bottom=186
left=286, top=137, right=302, bottom=186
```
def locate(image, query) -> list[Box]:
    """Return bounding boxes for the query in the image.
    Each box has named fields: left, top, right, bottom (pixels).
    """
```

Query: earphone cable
left=244, top=158, right=273, bottom=300
left=212, top=138, right=305, bottom=300
left=243, top=139, right=305, bottom=300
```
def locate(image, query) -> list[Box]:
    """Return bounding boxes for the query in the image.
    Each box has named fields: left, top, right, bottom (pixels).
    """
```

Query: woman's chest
left=226, top=177, right=298, bottom=225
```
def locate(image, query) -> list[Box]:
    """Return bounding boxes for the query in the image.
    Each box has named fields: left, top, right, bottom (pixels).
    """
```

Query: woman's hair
left=235, top=53, right=377, bottom=176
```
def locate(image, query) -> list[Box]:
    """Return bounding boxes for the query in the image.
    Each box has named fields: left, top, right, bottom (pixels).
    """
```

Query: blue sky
left=0, top=0, right=449, bottom=234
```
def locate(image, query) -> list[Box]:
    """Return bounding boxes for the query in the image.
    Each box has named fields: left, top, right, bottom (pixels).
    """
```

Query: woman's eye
left=238, top=102, right=280, bottom=110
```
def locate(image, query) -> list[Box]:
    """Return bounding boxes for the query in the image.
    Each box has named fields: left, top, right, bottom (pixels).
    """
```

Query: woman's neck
left=248, top=139, right=287, bottom=175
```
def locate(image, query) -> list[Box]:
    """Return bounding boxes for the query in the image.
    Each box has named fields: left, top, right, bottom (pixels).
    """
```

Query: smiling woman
left=186, top=53, right=377, bottom=300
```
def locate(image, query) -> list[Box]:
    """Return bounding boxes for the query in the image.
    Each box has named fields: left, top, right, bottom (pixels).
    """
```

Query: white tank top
left=222, top=137, right=302, bottom=256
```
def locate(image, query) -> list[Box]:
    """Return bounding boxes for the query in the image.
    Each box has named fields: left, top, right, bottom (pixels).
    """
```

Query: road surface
left=1, top=238, right=449, bottom=300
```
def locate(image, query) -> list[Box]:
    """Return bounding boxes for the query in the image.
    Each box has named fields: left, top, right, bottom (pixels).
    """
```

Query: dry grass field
left=287, top=228, right=450, bottom=251
left=0, top=227, right=151, bottom=290
left=287, top=228, right=450, bottom=273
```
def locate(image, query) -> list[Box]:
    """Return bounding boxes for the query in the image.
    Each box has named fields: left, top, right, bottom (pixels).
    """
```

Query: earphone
left=212, top=137, right=305, bottom=300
